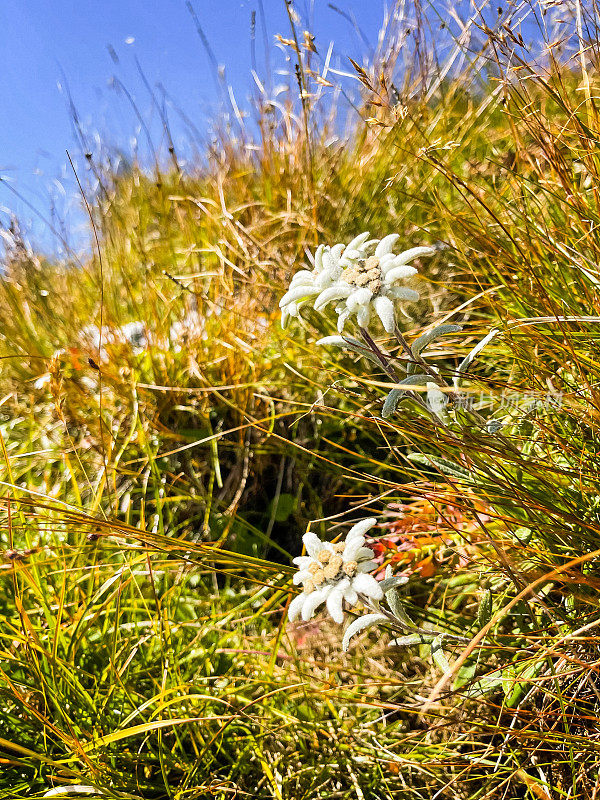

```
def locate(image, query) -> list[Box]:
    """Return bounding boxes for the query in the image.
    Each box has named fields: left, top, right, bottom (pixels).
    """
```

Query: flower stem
left=358, top=327, right=434, bottom=415
left=357, top=327, right=402, bottom=383
left=394, top=325, right=448, bottom=386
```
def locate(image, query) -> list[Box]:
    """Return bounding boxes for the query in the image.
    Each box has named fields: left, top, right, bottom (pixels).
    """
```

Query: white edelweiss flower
left=79, top=321, right=149, bottom=357
left=79, top=324, right=110, bottom=362
left=288, top=518, right=383, bottom=625
left=118, top=321, right=148, bottom=353
left=34, top=373, right=52, bottom=390
left=169, top=309, right=205, bottom=352
left=280, top=232, right=435, bottom=333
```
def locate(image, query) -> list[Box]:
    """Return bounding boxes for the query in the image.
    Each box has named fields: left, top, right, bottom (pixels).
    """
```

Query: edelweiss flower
left=169, top=309, right=206, bottom=351
left=280, top=232, right=435, bottom=333
left=79, top=321, right=149, bottom=358
left=288, top=518, right=383, bottom=625
left=119, top=321, right=148, bottom=353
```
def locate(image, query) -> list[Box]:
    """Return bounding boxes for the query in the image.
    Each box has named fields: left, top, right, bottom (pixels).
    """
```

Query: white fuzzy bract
left=288, top=518, right=383, bottom=625
left=280, top=232, right=435, bottom=333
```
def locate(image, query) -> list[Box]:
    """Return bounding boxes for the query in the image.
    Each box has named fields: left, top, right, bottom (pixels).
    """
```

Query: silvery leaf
left=476, top=589, right=493, bottom=629
left=386, top=588, right=417, bottom=629
left=382, top=388, right=404, bottom=418
left=389, top=633, right=436, bottom=647
left=407, top=453, right=471, bottom=480
left=396, top=374, right=434, bottom=386
left=412, top=324, right=463, bottom=358
left=431, top=635, right=451, bottom=673
left=342, top=613, right=388, bottom=652
left=316, top=335, right=385, bottom=367
left=455, top=328, right=499, bottom=387
left=382, top=375, right=433, bottom=417
left=461, top=669, right=505, bottom=698
left=380, top=576, right=409, bottom=594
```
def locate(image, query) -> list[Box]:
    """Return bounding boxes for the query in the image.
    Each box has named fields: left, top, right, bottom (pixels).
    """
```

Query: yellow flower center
left=343, top=561, right=358, bottom=577
left=343, top=256, right=382, bottom=294
left=313, top=569, right=326, bottom=586
left=323, top=554, right=344, bottom=580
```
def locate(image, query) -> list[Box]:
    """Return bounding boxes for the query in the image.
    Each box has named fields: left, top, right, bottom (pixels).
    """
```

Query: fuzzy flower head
left=288, top=518, right=384, bottom=625
left=280, top=232, right=435, bottom=333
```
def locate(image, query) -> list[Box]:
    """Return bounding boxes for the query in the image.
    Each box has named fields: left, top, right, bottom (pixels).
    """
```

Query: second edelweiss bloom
left=280, top=232, right=435, bottom=333
left=288, top=518, right=383, bottom=625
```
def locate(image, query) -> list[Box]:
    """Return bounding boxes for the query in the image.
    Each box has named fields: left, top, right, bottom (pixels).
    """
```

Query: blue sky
left=0, top=1, right=387, bottom=252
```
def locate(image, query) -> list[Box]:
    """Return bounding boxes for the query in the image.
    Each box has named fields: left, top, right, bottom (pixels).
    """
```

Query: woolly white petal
left=280, top=285, right=319, bottom=308
left=321, top=249, right=337, bottom=275
left=288, top=593, right=306, bottom=622
left=356, top=304, right=371, bottom=328
left=383, top=265, right=419, bottom=283
left=392, top=246, right=436, bottom=266
left=373, top=295, right=396, bottom=333
left=281, top=300, right=300, bottom=327
left=375, top=234, right=400, bottom=257
left=337, top=308, right=352, bottom=332
left=303, top=532, right=325, bottom=559
left=346, top=517, right=377, bottom=539
left=292, top=555, right=312, bottom=568
left=331, top=243, right=345, bottom=258
left=342, top=612, right=388, bottom=651
left=348, top=518, right=377, bottom=538
left=314, top=267, right=342, bottom=291
left=290, top=269, right=316, bottom=284
left=314, top=285, right=352, bottom=311
left=293, top=569, right=311, bottom=585
left=343, top=537, right=366, bottom=561
left=346, top=231, right=370, bottom=251
left=314, top=244, right=325, bottom=271
left=289, top=278, right=317, bottom=292
left=345, top=531, right=365, bottom=546
left=327, top=584, right=346, bottom=625
left=346, top=287, right=373, bottom=311
left=389, top=287, right=420, bottom=302
left=339, top=249, right=362, bottom=266
left=301, top=586, right=331, bottom=621
left=343, top=587, right=359, bottom=606
left=287, top=279, right=313, bottom=294
left=375, top=257, right=394, bottom=276
left=317, top=335, right=355, bottom=348
left=351, top=573, right=384, bottom=601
